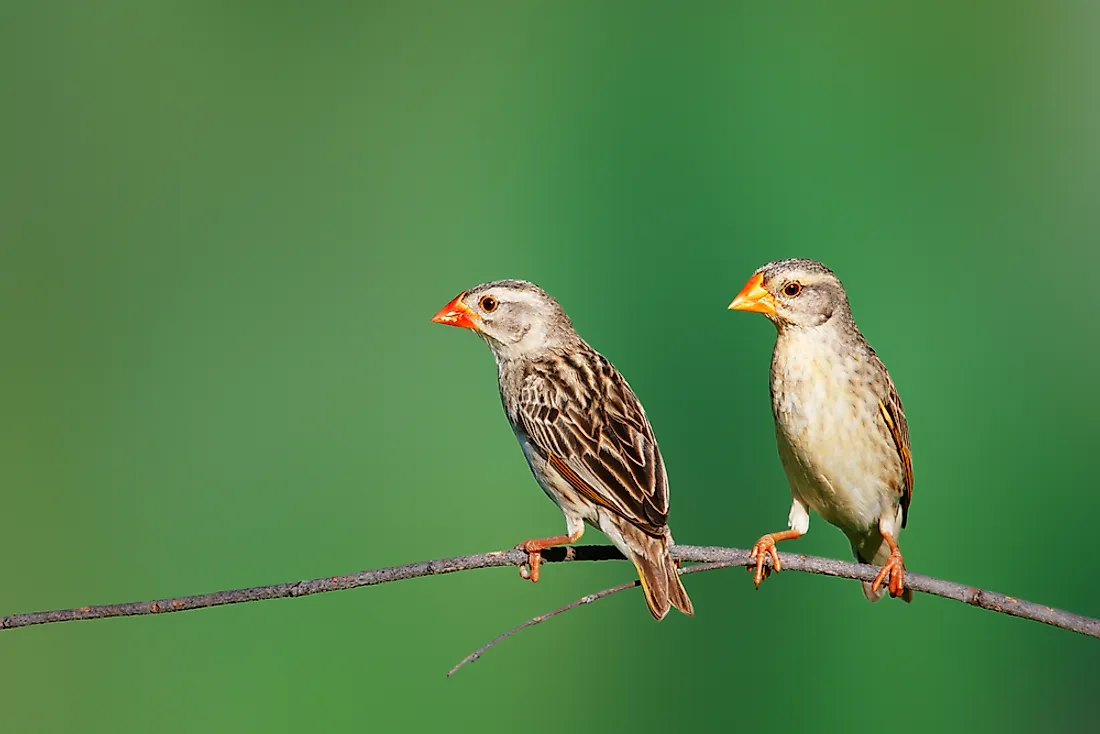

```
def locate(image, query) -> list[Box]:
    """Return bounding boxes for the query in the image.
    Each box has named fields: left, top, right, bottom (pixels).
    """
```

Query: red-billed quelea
left=729, top=259, right=914, bottom=602
left=431, top=280, right=693, bottom=620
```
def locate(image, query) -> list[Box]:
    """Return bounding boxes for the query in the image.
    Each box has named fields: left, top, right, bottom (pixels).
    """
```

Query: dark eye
left=783, top=282, right=802, bottom=297
left=479, top=295, right=498, bottom=313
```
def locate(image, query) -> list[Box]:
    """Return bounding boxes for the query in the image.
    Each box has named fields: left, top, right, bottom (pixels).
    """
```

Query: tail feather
left=666, top=561, right=694, bottom=616
left=629, top=535, right=694, bottom=620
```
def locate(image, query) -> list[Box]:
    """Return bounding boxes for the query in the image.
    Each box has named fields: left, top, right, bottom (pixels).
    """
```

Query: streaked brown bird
left=431, top=280, right=693, bottom=619
left=729, top=259, right=914, bottom=602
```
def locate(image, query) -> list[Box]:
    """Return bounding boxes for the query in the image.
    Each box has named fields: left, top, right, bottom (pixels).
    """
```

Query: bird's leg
left=748, top=529, right=803, bottom=588
left=870, top=531, right=906, bottom=598
left=515, top=528, right=584, bottom=583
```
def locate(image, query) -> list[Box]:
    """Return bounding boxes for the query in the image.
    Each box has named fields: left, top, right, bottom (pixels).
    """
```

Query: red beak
left=431, top=292, right=481, bottom=331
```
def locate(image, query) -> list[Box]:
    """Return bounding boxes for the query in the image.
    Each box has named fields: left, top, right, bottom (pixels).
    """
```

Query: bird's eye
left=783, top=282, right=802, bottom=297
left=479, top=296, right=498, bottom=313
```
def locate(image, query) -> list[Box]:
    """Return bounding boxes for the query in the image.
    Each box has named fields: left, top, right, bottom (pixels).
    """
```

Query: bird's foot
left=746, top=528, right=803, bottom=588
left=516, top=541, right=544, bottom=583
left=748, top=534, right=783, bottom=588
left=514, top=530, right=583, bottom=584
left=871, top=547, right=906, bottom=598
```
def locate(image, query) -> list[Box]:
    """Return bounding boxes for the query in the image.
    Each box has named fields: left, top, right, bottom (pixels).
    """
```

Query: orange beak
left=728, top=273, right=776, bottom=316
left=431, top=292, right=482, bottom=331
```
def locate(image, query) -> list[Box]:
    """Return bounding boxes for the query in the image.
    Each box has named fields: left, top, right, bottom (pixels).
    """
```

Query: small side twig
left=448, top=579, right=640, bottom=676
left=447, top=561, right=735, bottom=677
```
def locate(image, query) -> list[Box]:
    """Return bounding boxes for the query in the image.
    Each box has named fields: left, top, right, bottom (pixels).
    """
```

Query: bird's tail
left=855, top=538, right=913, bottom=604
left=619, top=525, right=694, bottom=620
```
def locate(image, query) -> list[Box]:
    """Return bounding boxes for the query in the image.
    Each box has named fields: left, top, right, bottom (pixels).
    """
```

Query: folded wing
left=514, top=352, right=669, bottom=536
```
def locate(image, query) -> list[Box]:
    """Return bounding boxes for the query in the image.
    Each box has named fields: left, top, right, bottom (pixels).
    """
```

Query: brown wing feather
left=877, top=373, right=913, bottom=528
left=546, top=453, right=619, bottom=513
left=514, top=351, right=668, bottom=536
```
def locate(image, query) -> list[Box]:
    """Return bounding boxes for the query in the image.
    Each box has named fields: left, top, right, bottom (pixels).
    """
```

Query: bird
left=431, top=279, right=693, bottom=620
left=728, top=259, right=914, bottom=602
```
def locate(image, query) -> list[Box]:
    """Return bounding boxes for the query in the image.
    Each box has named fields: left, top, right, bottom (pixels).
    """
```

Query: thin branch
left=0, top=546, right=620, bottom=631
left=448, top=579, right=640, bottom=677
left=447, top=561, right=733, bottom=677
left=2, top=545, right=1097, bottom=645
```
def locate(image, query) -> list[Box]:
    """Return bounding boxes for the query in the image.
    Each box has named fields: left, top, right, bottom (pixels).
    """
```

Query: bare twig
left=677, top=546, right=1100, bottom=638
left=448, top=579, right=640, bottom=676
left=447, top=561, right=734, bottom=677
left=2, top=545, right=1097, bottom=646
left=0, top=546, right=620, bottom=631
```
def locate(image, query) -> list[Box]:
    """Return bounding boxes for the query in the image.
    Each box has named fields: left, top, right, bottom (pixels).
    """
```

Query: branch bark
left=2, top=545, right=1097, bottom=644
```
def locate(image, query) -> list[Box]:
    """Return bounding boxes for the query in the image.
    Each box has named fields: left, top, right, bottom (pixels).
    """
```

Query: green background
left=3, top=2, right=1098, bottom=731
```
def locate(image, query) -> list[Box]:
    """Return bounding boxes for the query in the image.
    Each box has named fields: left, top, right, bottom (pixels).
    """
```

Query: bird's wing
left=877, top=371, right=913, bottom=528
left=514, top=352, right=669, bottom=536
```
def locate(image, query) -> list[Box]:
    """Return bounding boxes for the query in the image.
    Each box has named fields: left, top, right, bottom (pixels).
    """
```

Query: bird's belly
left=775, top=395, right=889, bottom=533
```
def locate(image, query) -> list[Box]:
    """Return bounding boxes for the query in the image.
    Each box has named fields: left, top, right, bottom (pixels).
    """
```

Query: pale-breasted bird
left=432, top=280, right=693, bottom=619
left=729, top=259, right=914, bottom=602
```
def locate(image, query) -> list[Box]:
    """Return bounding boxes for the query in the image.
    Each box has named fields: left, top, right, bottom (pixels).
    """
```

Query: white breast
left=770, top=327, right=893, bottom=534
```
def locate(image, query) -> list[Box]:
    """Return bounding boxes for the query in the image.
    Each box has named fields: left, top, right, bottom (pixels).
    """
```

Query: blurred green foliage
left=2, top=2, right=1097, bottom=731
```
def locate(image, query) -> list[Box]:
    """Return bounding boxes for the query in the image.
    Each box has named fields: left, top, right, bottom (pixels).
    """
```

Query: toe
left=769, top=546, right=782, bottom=573
left=753, top=557, right=765, bottom=588
left=871, top=567, right=888, bottom=594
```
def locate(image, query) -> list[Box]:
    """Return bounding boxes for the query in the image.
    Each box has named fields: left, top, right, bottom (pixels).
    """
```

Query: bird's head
left=728, top=258, right=852, bottom=330
left=431, top=279, right=578, bottom=360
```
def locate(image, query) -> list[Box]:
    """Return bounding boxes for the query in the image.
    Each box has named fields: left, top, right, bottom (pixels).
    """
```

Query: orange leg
left=870, top=531, right=906, bottom=598
left=515, top=528, right=583, bottom=583
left=748, top=529, right=803, bottom=588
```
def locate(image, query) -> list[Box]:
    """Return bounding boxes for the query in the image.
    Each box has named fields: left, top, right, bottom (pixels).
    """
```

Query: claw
left=513, top=531, right=582, bottom=584
left=745, top=561, right=773, bottom=585
left=515, top=541, right=543, bottom=583
left=745, top=529, right=803, bottom=589
left=871, top=548, right=906, bottom=598
left=749, top=534, right=782, bottom=588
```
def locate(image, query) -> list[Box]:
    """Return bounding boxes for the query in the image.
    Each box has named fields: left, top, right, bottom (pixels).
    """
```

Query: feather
left=510, top=352, right=669, bottom=536
left=878, top=372, right=913, bottom=528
